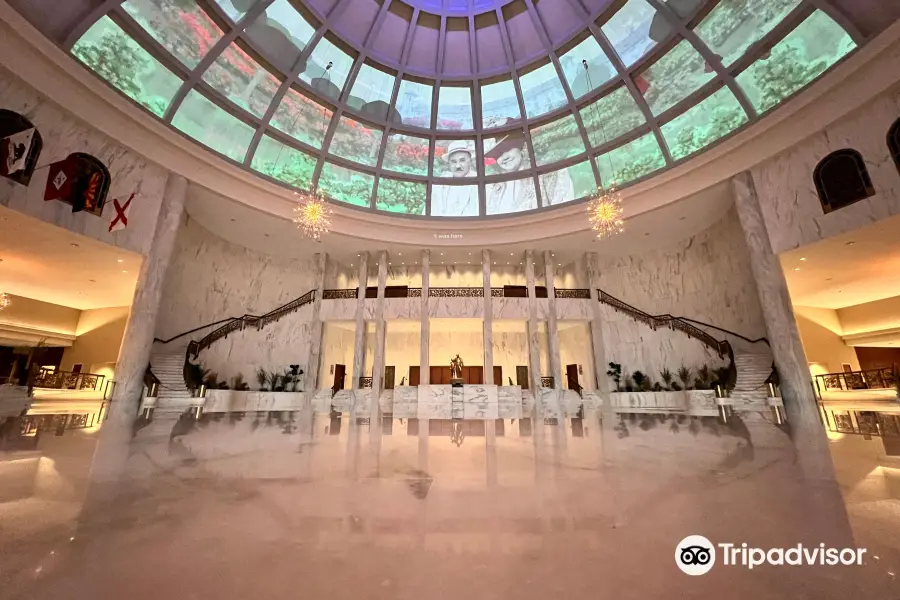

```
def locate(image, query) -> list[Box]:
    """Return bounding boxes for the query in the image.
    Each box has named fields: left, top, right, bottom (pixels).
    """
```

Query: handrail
left=676, top=317, right=769, bottom=347
left=598, top=290, right=728, bottom=356
left=815, top=367, right=897, bottom=392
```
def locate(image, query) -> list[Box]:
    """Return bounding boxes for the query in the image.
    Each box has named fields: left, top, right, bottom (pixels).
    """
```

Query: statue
left=450, top=354, right=464, bottom=379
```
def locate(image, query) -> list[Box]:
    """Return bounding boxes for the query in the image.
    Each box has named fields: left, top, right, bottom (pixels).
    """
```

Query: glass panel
left=694, top=0, right=802, bottom=67
left=736, top=11, right=856, bottom=114
left=327, top=116, right=383, bottom=166
left=270, top=87, right=332, bottom=148
left=436, top=86, right=474, bottom=130
left=72, top=16, right=182, bottom=117
left=348, top=64, right=395, bottom=111
left=579, top=86, right=645, bottom=148
left=299, top=37, right=353, bottom=101
left=211, top=0, right=245, bottom=21
left=640, top=39, right=715, bottom=115
left=486, top=176, right=537, bottom=215
left=251, top=134, right=317, bottom=190
left=662, top=87, right=748, bottom=160
left=172, top=90, right=255, bottom=161
left=539, top=161, right=596, bottom=207
left=244, top=0, right=316, bottom=73
left=530, top=115, right=585, bottom=167
left=480, top=79, right=520, bottom=128
left=317, top=162, right=373, bottom=208
left=376, top=179, right=426, bottom=215
left=431, top=184, right=478, bottom=216
left=602, top=0, right=662, bottom=67
left=201, top=42, right=280, bottom=117
left=434, top=139, right=477, bottom=178
left=383, top=133, right=430, bottom=176
left=519, top=63, right=567, bottom=118
left=122, top=0, right=223, bottom=69
left=483, top=129, right=529, bottom=176
left=396, top=79, right=433, bottom=127
left=559, top=36, right=616, bottom=98
left=595, top=132, right=665, bottom=186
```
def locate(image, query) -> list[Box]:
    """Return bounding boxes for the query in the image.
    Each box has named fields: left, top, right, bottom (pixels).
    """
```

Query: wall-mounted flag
left=43, top=153, right=110, bottom=217
left=0, top=110, right=42, bottom=186
left=108, top=193, right=134, bottom=233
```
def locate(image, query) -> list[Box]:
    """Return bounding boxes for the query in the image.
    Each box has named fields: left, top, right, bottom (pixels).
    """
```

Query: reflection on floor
left=1, top=409, right=899, bottom=598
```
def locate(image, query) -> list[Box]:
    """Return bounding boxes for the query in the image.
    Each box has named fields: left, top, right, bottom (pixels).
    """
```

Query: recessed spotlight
left=507, top=262, right=510, bottom=265
left=401, top=262, right=404, bottom=265
left=440, top=253, right=444, bottom=256
left=510, top=253, right=514, bottom=256
left=468, top=253, right=472, bottom=256
left=398, top=253, right=402, bottom=256
left=117, top=259, right=123, bottom=263
left=70, top=243, right=79, bottom=248
left=794, top=267, right=800, bottom=271
left=846, top=241, right=855, bottom=246
left=122, top=270, right=128, bottom=273
left=799, top=257, right=807, bottom=261
left=558, top=264, right=561, bottom=266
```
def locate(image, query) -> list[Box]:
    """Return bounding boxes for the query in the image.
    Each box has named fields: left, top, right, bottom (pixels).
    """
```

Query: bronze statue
left=450, top=354, right=464, bottom=379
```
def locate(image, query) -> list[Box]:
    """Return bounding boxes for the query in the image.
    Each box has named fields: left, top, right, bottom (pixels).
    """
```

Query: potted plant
left=677, top=366, right=692, bottom=391
left=232, top=373, right=249, bottom=391
left=631, top=371, right=647, bottom=391
left=268, top=371, right=282, bottom=392
left=660, top=368, right=674, bottom=391
left=256, top=367, right=268, bottom=392
left=606, top=362, right=622, bottom=391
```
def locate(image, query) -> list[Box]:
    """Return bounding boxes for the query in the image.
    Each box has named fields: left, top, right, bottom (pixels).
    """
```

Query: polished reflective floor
left=2, top=408, right=899, bottom=598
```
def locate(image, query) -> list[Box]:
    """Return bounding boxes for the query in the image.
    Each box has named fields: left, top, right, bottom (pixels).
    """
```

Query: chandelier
left=0, top=292, right=9, bottom=312
left=587, top=185, right=625, bottom=240
left=292, top=189, right=332, bottom=241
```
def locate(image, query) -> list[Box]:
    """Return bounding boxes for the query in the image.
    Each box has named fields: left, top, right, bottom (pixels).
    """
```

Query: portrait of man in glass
left=484, top=127, right=537, bottom=214
left=431, top=140, right=478, bottom=216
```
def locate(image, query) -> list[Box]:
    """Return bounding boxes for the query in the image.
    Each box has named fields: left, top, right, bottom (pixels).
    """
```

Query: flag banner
left=0, top=128, right=34, bottom=176
left=43, top=153, right=110, bottom=217
left=108, top=193, right=134, bottom=233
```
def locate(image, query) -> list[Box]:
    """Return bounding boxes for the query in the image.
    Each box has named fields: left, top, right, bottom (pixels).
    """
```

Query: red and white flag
left=0, top=128, right=35, bottom=176
left=108, top=193, right=134, bottom=233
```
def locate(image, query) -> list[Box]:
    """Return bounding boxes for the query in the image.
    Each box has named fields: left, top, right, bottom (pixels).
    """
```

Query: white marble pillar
left=420, top=250, right=430, bottom=385
left=732, top=172, right=835, bottom=481
left=587, top=252, right=608, bottom=394
left=525, top=250, right=542, bottom=395
left=351, top=253, right=369, bottom=390
left=94, top=173, right=187, bottom=479
left=482, top=249, right=494, bottom=385
left=370, top=251, right=389, bottom=417
left=543, top=250, right=562, bottom=388
left=306, top=252, right=327, bottom=390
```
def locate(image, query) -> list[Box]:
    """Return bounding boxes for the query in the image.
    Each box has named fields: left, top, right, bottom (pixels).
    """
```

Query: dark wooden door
left=516, top=366, right=529, bottom=389
left=566, top=364, right=579, bottom=390
left=466, top=366, right=483, bottom=384
left=430, top=366, right=447, bottom=384
left=332, top=364, right=346, bottom=391
left=409, top=366, right=420, bottom=386
left=493, top=366, right=502, bottom=386
left=384, top=366, right=395, bottom=389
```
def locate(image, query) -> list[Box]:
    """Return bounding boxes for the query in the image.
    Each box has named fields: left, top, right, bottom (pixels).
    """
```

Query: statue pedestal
left=450, top=378, right=464, bottom=387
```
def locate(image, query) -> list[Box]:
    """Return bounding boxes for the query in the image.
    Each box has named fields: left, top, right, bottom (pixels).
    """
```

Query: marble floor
left=1, top=409, right=899, bottom=599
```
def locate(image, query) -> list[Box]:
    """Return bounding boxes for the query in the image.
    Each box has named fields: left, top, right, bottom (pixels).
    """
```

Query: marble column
left=482, top=249, right=494, bottom=385
left=351, top=253, right=369, bottom=390
left=543, top=250, right=562, bottom=388
left=420, top=250, right=430, bottom=385
left=370, top=251, right=389, bottom=414
left=587, top=252, right=609, bottom=394
left=306, top=252, right=327, bottom=390
left=525, top=250, right=542, bottom=396
left=93, top=173, right=187, bottom=479
left=731, top=172, right=835, bottom=481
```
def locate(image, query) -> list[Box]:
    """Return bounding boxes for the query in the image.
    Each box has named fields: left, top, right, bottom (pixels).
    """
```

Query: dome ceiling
left=5, top=0, right=892, bottom=219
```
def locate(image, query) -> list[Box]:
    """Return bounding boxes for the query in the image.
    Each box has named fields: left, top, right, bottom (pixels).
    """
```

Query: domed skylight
left=70, top=0, right=857, bottom=217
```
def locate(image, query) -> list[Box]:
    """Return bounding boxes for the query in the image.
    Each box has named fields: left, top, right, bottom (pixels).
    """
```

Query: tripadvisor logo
left=675, top=536, right=866, bottom=575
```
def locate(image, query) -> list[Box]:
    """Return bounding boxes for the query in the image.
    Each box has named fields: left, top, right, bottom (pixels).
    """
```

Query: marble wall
left=156, top=216, right=319, bottom=341
left=751, top=86, right=900, bottom=254
left=597, top=207, right=766, bottom=384
left=0, top=68, right=167, bottom=256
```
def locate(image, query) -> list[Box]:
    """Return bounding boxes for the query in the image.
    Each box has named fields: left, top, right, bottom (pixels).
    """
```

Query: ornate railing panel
left=820, top=408, right=900, bottom=437
left=815, top=368, right=897, bottom=392
left=555, top=289, right=591, bottom=299
left=359, top=377, right=373, bottom=388
left=408, top=288, right=422, bottom=298
left=541, top=377, right=555, bottom=388
left=490, top=288, right=504, bottom=297
left=323, top=289, right=358, bottom=300
left=33, top=368, right=105, bottom=391
left=429, top=287, right=484, bottom=298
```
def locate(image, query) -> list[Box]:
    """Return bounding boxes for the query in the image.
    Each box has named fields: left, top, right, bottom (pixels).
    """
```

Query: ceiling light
left=292, top=189, right=331, bottom=241
left=587, top=186, right=625, bottom=240
left=398, top=253, right=402, bottom=256
left=510, top=253, right=514, bottom=256
left=117, top=259, right=123, bottom=263
left=799, top=257, right=807, bottom=261
left=70, top=243, right=79, bottom=248
left=794, top=267, right=800, bottom=271
left=122, top=270, right=128, bottom=273
left=440, top=253, right=444, bottom=256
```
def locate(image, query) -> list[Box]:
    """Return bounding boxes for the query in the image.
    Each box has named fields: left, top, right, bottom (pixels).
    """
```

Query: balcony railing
left=344, top=286, right=591, bottom=299
left=32, top=368, right=105, bottom=391
left=820, top=407, right=900, bottom=437
left=815, top=368, right=897, bottom=392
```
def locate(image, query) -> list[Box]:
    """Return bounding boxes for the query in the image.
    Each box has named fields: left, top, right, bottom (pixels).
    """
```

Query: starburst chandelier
left=587, top=185, right=625, bottom=240
left=292, top=189, right=332, bottom=241
left=0, top=292, right=9, bottom=312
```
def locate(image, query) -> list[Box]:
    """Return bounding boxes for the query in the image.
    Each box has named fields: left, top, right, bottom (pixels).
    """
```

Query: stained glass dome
left=68, top=0, right=858, bottom=217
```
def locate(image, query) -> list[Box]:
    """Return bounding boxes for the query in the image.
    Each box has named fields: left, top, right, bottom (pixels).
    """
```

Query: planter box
left=203, top=390, right=308, bottom=413
left=609, top=390, right=718, bottom=416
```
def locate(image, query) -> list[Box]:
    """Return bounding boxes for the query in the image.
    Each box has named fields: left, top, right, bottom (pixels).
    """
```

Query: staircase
left=148, top=349, right=194, bottom=411
left=730, top=352, right=774, bottom=408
